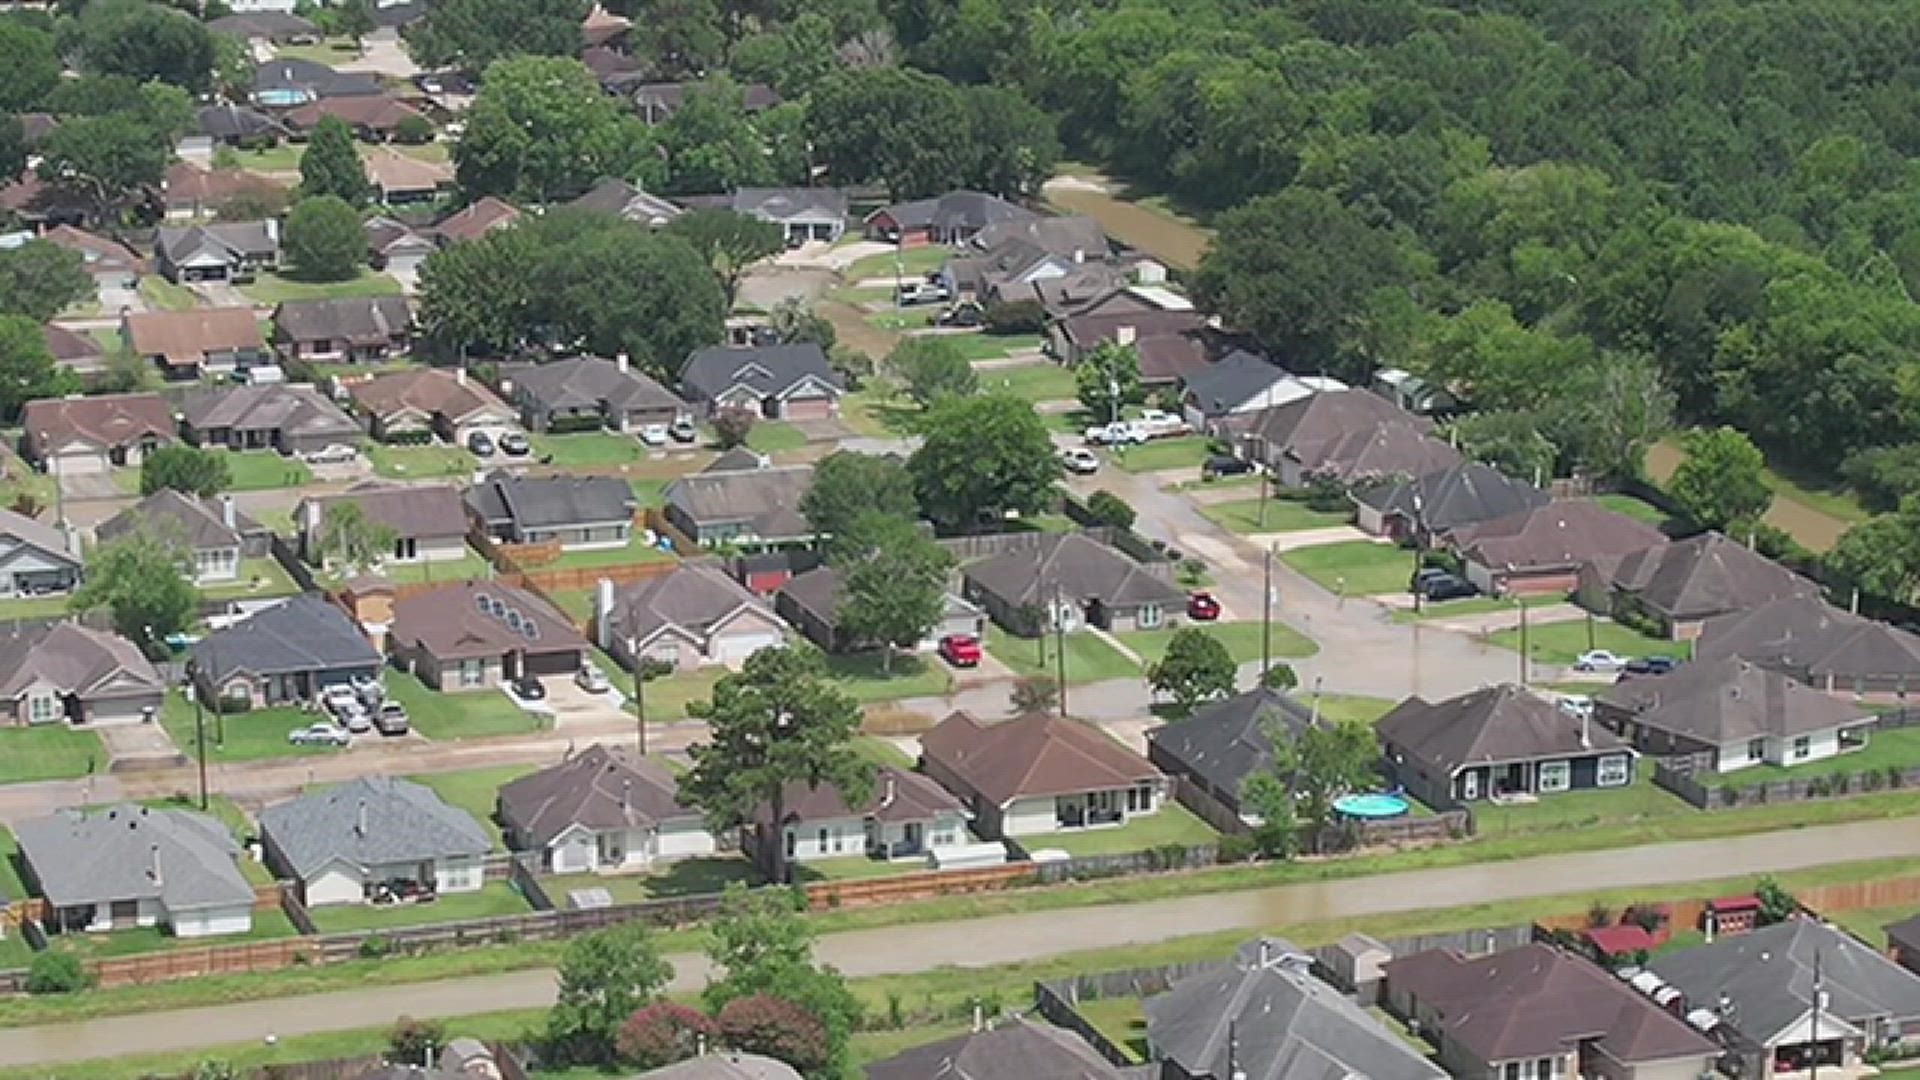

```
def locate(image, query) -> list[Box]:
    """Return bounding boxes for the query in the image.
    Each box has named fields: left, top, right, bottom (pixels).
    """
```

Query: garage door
left=523, top=648, right=580, bottom=676
left=88, top=696, right=156, bottom=726
left=55, top=450, right=108, bottom=476
left=781, top=397, right=834, bottom=421
left=715, top=631, right=784, bottom=664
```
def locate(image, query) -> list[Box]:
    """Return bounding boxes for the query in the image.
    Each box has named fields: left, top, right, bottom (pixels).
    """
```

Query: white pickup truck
left=1084, top=409, right=1191, bottom=445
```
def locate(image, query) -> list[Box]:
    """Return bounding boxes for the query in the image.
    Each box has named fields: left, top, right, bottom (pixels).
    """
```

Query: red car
left=938, top=634, right=982, bottom=668
left=1187, top=592, right=1222, bottom=621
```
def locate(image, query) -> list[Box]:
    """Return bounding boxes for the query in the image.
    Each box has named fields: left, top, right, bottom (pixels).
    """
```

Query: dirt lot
left=1042, top=171, right=1214, bottom=270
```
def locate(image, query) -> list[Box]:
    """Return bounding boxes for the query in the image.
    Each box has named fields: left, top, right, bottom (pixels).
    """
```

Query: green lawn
left=1119, top=620, right=1317, bottom=664
left=541, top=857, right=762, bottom=905
left=852, top=735, right=916, bottom=769
left=45, top=910, right=302, bottom=961
left=544, top=535, right=676, bottom=572
left=1391, top=593, right=1565, bottom=624
left=845, top=245, right=953, bottom=282
left=546, top=588, right=593, bottom=620
left=0, top=593, right=79, bottom=621
left=1487, top=619, right=1672, bottom=667
left=271, top=37, right=361, bottom=65
left=529, top=432, right=643, bottom=468
left=640, top=667, right=727, bottom=721
left=1311, top=694, right=1399, bottom=726
left=745, top=421, right=809, bottom=454
left=1472, top=772, right=1693, bottom=837
left=364, top=442, right=477, bottom=480
left=215, top=452, right=311, bottom=491
left=136, top=276, right=194, bottom=311
left=1030, top=802, right=1218, bottom=858
left=239, top=270, right=403, bottom=306
left=1201, top=497, right=1353, bottom=534
left=986, top=623, right=1141, bottom=685
left=950, top=333, right=1042, bottom=361
left=159, top=691, right=341, bottom=763
left=868, top=308, right=937, bottom=332
left=1109, top=436, right=1215, bottom=474
left=225, top=143, right=303, bottom=171
left=791, top=855, right=932, bottom=882
left=1076, top=996, right=1148, bottom=1062
left=305, top=881, right=532, bottom=933
left=1698, top=726, right=1920, bottom=787
left=629, top=476, right=669, bottom=508
left=385, top=672, right=543, bottom=741
left=1827, top=902, right=1920, bottom=949
left=407, top=765, right=535, bottom=850
left=824, top=651, right=954, bottom=703
left=333, top=549, right=495, bottom=587
left=1280, top=540, right=1415, bottom=597
left=1595, top=494, right=1676, bottom=529
left=199, top=557, right=302, bottom=603
left=977, top=360, right=1076, bottom=403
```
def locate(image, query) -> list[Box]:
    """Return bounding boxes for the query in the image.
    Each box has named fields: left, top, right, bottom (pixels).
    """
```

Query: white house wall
left=1000, top=796, right=1063, bottom=837
left=548, top=830, right=598, bottom=874
left=784, top=814, right=864, bottom=860
left=170, top=904, right=254, bottom=938
left=657, top=820, right=717, bottom=859
left=1712, top=726, right=1846, bottom=774
left=304, top=865, right=365, bottom=906
left=433, top=855, right=483, bottom=894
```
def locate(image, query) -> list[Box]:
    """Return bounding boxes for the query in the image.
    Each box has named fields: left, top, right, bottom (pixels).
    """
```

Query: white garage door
left=89, top=696, right=156, bottom=726
left=715, top=631, right=783, bottom=664
left=55, top=450, right=108, bottom=476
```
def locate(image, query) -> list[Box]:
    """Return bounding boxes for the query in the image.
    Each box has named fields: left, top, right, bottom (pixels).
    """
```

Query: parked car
left=339, top=706, right=373, bottom=734
left=1573, top=649, right=1630, bottom=672
left=466, top=430, right=495, bottom=457
left=638, top=423, right=669, bottom=446
left=320, top=684, right=360, bottom=718
left=1202, top=454, right=1254, bottom=479
left=512, top=675, right=546, bottom=700
left=289, top=722, right=351, bottom=747
left=1084, top=421, right=1148, bottom=446
left=302, top=444, right=358, bottom=465
left=669, top=416, right=698, bottom=443
left=896, top=280, right=951, bottom=306
left=349, top=673, right=383, bottom=705
left=1133, top=409, right=1191, bottom=439
left=1558, top=694, right=1594, bottom=719
left=498, top=431, right=531, bottom=457
left=938, top=634, right=982, bottom=668
left=1419, top=573, right=1477, bottom=602
left=1625, top=655, right=1679, bottom=676
left=575, top=664, right=610, bottom=693
left=936, top=302, right=983, bottom=327
left=373, top=701, right=409, bottom=736
left=1187, top=591, right=1222, bottom=621
left=1059, top=447, right=1100, bottom=475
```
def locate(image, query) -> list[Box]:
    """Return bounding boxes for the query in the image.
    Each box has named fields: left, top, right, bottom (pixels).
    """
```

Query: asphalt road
left=6, top=815, right=1918, bottom=1069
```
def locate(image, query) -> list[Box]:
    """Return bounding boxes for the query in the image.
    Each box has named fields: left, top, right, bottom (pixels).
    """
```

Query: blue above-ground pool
left=1334, top=792, right=1412, bottom=819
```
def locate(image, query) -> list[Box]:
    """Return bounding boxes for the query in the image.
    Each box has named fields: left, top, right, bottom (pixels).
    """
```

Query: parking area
left=539, top=673, right=632, bottom=733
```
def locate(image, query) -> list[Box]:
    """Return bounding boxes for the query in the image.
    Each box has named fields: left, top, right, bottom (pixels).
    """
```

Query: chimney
left=301, top=497, right=323, bottom=536
left=149, top=843, right=162, bottom=887
left=972, top=1002, right=984, bottom=1033
left=1257, top=939, right=1271, bottom=969
left=616, top=352, right=630, bottom=374
left=356, top=798, right=368, bottom=838
left=1072, top=248, right=1085, bottom=264
left=1115, top=325, right=1136, bottom=347
left=879, top=773, right=897, bottom=810
left=220, top=494, right=236, bottom=529
left=455, top=366, right=468, bottom=386
left=595, top=578, right=616, bottom=648
left=265, top=217, right=279, bottom=243
left=1579, top=713, right=1591, bottom=749
left=621, top=778, right=631, bottom=815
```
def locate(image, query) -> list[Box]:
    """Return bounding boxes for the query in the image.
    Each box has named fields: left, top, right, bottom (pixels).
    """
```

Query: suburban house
left=180, top=383, right=360, bottom=457
left=775, top=565, right=985, bottom=654
left=1651, top=920, right=1920, bottom=1078
left=251, top=58, right=382, bottom=106
left=347, top=368, right=516, bottom=446
left=272, top=296, right=414, bottom=363
left=1230, top=390, right=1460, bottom=488
left=122, top=308, right=271, bottom=381
left=154, top=221, right=279, bottom=283
left=192, top=103, right=290, bottom=148
left=566, top=178, right=684, bottom=226
left=944, top=237, right=1082, bottom=300
left=43, top=323, right=108, bottom=383
left=38, top=224, right=144, bottom=298
left=1694, top=595, right=1920, bottom=699
left=1145, top=937, right=1448, bottom=1080
left=961, top=533, right=1187, bottom=636
left=1376, top=684, right=1636, bottom=805
left=22, top=393, right=175, bottom=474
left=16, top=805, right=254, bottom=938
left=638, top=1055, right=802, bottom=1080
left=866, top=1018, right=1124, bottom=1080
left=598, top=566, right=787, bottom=672
left=0, top=622, right=165, bottom=726
left=1576, top=531, right=1822, bottom=640
left=207, top=11, right=317, bottom=42
left=190, top=594, right=384, bottom=707
left=260, top=777, right=490, bottom=907
left=0, top=507, right=81, bottom=600
left=1382, top=944, right=1720, bottom=1080
left=284, top=94, right=427, bottom=140
left=1353, top=461, right=1550, bottom=542
left=159, top=162, right=288, bottom=221
left=864, top=190, right=1036, bottom=246
left=1887, top=915, right=1920, bottom=977
left=466, top=473, right=637, bottom=550
left=1051, top=309, right=1212, bottom=380
left=364, top=146, right=454, bottom=205
left=662, top=463, right=815, bottom=546
left=714, top=187, right=846, bottom=245
left=1147, top=687, right=1319, bottom=821
left=388, top=581, right=585, bottom=691
left=498, top=746, right=715, bottom=874
left=96, top=490, right=271, bottom=584
left=1595, top=657, right=1876, bottom=775
left=430, top=196, right=522, bottom=246
left=1179, top=350, right=1346, bottom=428
left=1445, top=500, right=1670, bottom=597
left=298, top=483, right=471, bottom=571
left=764, top=766, right=970, bottom=865
left=501, top=354, right=686, bottom=433
left=619, top=80, right=780, bottom=124
left=365, top=215, right=437, bottom=274
left=919, top=710, right=1167, bottom=838
left=679, top=344, right=843, bottom=420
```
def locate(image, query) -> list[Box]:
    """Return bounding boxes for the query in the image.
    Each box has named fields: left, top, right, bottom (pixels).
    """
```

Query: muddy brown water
left=1042, top=174, right=1214, bottom=271
left=1642, top=441, right=1849, bottom=553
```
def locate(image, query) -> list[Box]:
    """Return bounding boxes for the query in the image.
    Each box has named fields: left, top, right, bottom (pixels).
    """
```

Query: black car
left=466, top=430, right=495, bottom=457
left=1202, top=454, right=1254, bottom=479
left=1624, top=655, right=1678, bottom=676
left=1419, top=573, right=1477, bottom=601
left=512, top=675, right=546, bottom=700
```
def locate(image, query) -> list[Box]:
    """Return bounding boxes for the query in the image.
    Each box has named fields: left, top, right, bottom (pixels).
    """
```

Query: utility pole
left=188, top=667, right=208, bottom=810
left=1261, top=545, right=1273, bottom=679
left=633, top=661, right=648, bottom=757
left=1409, top=493, right=1427, bottom=615
left=1518, top=600, right=1530, bottom=686
left=1256, top=382, right=1274, bottom=529
left=1810, top=949, right=1823, bottom=1080
left=1054, top=583, right=1069, bottom=718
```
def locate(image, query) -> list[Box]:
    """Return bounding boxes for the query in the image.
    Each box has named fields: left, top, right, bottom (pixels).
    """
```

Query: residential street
left=7, top=815, right=1918, bottom=1069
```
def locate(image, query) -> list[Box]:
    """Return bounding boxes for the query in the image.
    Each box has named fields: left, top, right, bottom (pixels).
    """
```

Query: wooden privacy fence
left=800, top=863, right=1036, bottom=910
left=1654, top=759, right=1920, bottom=810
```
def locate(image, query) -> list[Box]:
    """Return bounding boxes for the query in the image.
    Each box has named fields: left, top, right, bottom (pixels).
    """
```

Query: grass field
left=1202, top=497, right=1352, bottom=534
left=1281, top=540, right=1413, bottom=596
left=1310, top=694, right=1399, bottom=726
left=1471, top=772, right=1693, bottom=837
left=1698, top=727, right=1920, bottom=787
left=239, top=270, right=403, bottom=306
left=844, top=245, right=953, bottom=282
left=1487, top=619, right=1672, bottom=667
left=407, top=765, right=535, bottom=850
left=1031, top=802, right=1218, bottom=857
left=199, top=557, right=302, bottom=603
left=824, top=651, right=954, bottom=703
left=137, top=277, right=195, bottom=311
left=639, top=666, right=727, bottom=721
left=1595, top=494, right=1676, bottom=530
left=529, top=432, right=643, bottom=468
left=978, top=360, right=1076, bottom=403
left=1119, top=619, right=1317, bottom=664
left=158, top=692, right=342, bottom=763
left=745, top=421, right=809, bottom=454
left=541, top=857, right=761, bottom=905
left=354, top=549, right=495, bottom=587
left=0, top=593, right=79, bottom=621
left=986, top=624, right=1140, bottom=685
left=305, top=881, right=531, bottom=934
left=950, top=333, right=1042, bottom=361
left=542, top=535, right=676, bottom=573
left=0, top=724, right=106, bottom=783
left=386, top=673, right=543, bottom=741
left=1390, top=593, right=1564, bottom=624
left=218, top=452, right=312, bottom=491
left=365, top=442, right=477, bottom=480
left=45, top=910, right=303, bottom=961
left=1110, top=436, right=1214, bottom=474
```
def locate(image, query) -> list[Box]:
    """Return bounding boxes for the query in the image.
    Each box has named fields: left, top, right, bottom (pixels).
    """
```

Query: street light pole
left=633, top=661, right=648, bottom=757
left=1409, top=492, right=1426, bottom=615
left=1053, top=583, right=1069, bottom=718
left=1261, top=545, right=1273, bottom=680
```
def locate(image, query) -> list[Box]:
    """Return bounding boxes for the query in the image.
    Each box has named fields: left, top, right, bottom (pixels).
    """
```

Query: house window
left=1749, top=737, right=1766, bottom=762
left=1504, top=1063, right=1520, bottom=1080
left=1127, top=783, right=1153, bottom=812
left=1793, top=735, right=1811, bottom=759
left=1537, top=761, right=1570, bottom=793
left=1137, top=603, right=1162, bottom=629
left=1535, top=1059, right=1554, bottom=1080
left=28, top=694, right=58, bottom=723
left=816, top=828, right=827, bottom=853
left=394, top=537, right=417, bottom=561
left=1596, top=754, right=1630, bottom=787
left=458, top=659, right=484, bottom=688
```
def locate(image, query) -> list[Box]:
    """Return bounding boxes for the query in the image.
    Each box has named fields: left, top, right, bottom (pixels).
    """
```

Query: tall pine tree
left=298, top=116, right=369, bottom=206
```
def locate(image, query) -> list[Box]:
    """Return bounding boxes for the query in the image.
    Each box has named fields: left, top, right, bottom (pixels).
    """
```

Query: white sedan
left=1059, top=447, right=1100, bottom=475
left=1573, top=650, right=1630, bottom=673
left=288, top=722, right=351, bottom=747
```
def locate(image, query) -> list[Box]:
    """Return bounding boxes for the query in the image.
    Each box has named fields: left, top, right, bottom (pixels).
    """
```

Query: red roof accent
left=1709, top=895, right=1761, bottom=912
left=1584, top=925, right=1656, bottom=956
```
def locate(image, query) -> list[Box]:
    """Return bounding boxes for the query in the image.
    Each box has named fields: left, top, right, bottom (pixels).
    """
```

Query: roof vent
left=474, top=593, right=492, bottom=613
left=523, top=623, right=539, bottom=641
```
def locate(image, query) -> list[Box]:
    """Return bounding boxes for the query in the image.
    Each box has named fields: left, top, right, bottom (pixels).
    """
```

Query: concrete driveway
left=189, top=281, right=253, bottom=309
left=540, top=674, right=631, bottom=734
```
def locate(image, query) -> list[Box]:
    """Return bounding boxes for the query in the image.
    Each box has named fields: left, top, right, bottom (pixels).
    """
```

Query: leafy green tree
left=0, top=241, right=92, bottom=321
left=1413, top=299, right=1596, bottom=413
left=1538, top=353, right=1673, bottom=481
left=298, top=116, right=371, bottom=206
left=805, top=66, right=968, bottom=199
left=768, top=296, right=837, bottom=349
left=36, top=115, right=172, bottom=222
left=333, top=0, right=376, bottom=48
left=799, top=451, right=917, bottom=539
left=628, top=0, right=725, bottom=78
left=1261, top=663, right=1298, bottom=691
left=701, top=886, right=861, bottom=1078
left=544, top=921, right=673, bottom=1066
left=0, top=116, right=24, bottom=188
left=25, top=951, right=92, bottom=994
left=454, top=56, right=655, bottom=202
left=658, top=77, right=776, bottom=195
left=283, top=196, right=365, bottom=282
left=1754, top=875, right=1797, bottom=925
left=140, top=446, right=231, bottom=498
left=710, top=407, right=755, bottom=449
left=1446, top=411, right=1558, bottom=485
left=664, top=207, right=784, bottom=304
left=0, top=21, right=60, bottom=112
left=831, top=512, right=953, bottom=673
left=1667, top=426, right=1771, bottom=531
left=1146, top=628, right=1235, bottom=715
left=69, top=0, right=217, bottom=92
left=71, top=529, right=199, bottom=650
left=682, top=649, right=870, bottom=882
left=1009, top=674, right=1059, bottom=715
left=405, top=0, right=587, bottom=75
left=1826, top=500, right=1920, bottom=609
left=316, top=501, right=398, bottom=572
left=1075, top=341, right=1145, bottom=422
left=957, top=84, right=1059, bottom=197
left=386, top=1017, right=445, bottom=1067
left=0, top=316, right=77, bottom=421
left=1842, top=445, right=1920, bottom=512
left=1084, top=490, right=1136, bottom=530
left=908, top=394, right=1061, bottom=530
left=1243, top=717, right=1379, bottom=856
left=888, top=337, right=976, bottom=406
left=727, top=13, right=837, bottom=98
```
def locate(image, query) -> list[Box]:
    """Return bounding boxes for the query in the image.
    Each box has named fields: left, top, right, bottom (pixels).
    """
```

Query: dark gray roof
left=777, top=565, right=977, bottom=634
left=498, top=745, right=700, bottom=849
left=1239, top=390, right=1432, bottom=465
left=1377, top=684, right=1629, bottom=772
left=1145, top=939, right=1447, bottom=1080
left=506, top=355, right=684, bottom=416
left=679, top=344, right=840, bottom=403
left=16, top=804, right=251, bottom=912
left=156, top=222, right=278, bottom=265
left=872, top=190, right=1036, bottom=232
left=1148, top=689, right=1316, bottom=803
left=1695, top=596, right=1920, bottom=683
left=98, top=489, right=262, bottom=552
left=181, top=383, right=359, bottom=444
left=866, top=1016, right=1125, bottom=1079
left=1606, top=532, right=1820, bottom=623
left=1181, top=350, right=1287, bottom=416
left=305, top=483, right=469, bottom=542
left=1354, top=461, right=1549, bottom=533
left=466, top=473, right=635, bottom=531
left=729, top=187, right=846, bottom=222
left=607, top=564, right=775, bottom=651
left=0, top=622, right=164, bottom=701
left=970, top=215, right=1108, bottom=260
left=1449, top=499, right=1668, bottom=574
left=252, top=58, right=381, bottom=98
left=663, top=464, right=814, bottom=539
left=207, top=11, right=316, bottom=39
left=772, top=765, right=963, bottom=827
left=638, top=1054, right=801, bottom=1080
left=260, top=777, right=490, bottom=880
left=565, top=178, right=684, bottom=224
left=192, top=594, right=382, bottom=683
left=1651, top=920, right=1920, bottom=1040
left=273, top=296, right=412, bottom=346
left=197, top=104, right=290, bottom=141
left=961, top=534, right=1185, bottom=612
left=1595, top=657, right=1873, bottom=745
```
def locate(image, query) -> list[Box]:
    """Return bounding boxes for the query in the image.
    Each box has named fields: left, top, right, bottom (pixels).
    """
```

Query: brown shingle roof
left=432, top=196, right=521, bottom=244
left=1376, top=684, right=1628, bottom=772
left=920, top=711, right=1161, bottom=805
left=1696, top=596, right=1920, bottom=683
left=40, top=224, right=144, bottom=276
left=389, top=580, right=586, bottom=661
left=346, top=368, right=508, bottom=425
left=1605, top=532, right=1819, bottom=622
left=304, top=483, right=469, bottom=541
left=498, top=745, right=700, bottom=848
left=162, top=162, right=288, bottom=209
left=1595, top=656, right=1873, bottom=744
left=286, top=94, right=425, bottom=132
left=1449, top=499, right=1668, bottom=574
left=1238, top=390, right=1432, bottom=467
left=274, top=296, right=413, bottom=347
left=773, top=765, right=962, bottom=826
left=124, top=308, right=263, bottom=367
left=23, top=393, right=174, bottom=454
left=362, top=146, right=451, bottom=197
left=606, top=563, right=775, bottom=650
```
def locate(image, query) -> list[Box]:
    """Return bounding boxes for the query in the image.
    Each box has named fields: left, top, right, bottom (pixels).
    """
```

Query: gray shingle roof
left=16, top=804, right=251, bottom=911
left=961, top=533, right=1185, bottom=612
left=0, top=622, right=163, bottom=701
left=1449, top=499, right=1668, bottom=574
left=1148, top=688, right=1316, bottom=804
left=180, top=384, right=359, bottom=443
left=499, top=745, right=700, bottom=849
left=466, top=473, right=635, bottom=530
left=663, top=464, right=814, bottom=539
left=1651, top=920, right=1920, bottom=1041
left=679, top=344, right=840, bottom=404
left=191, top=594, right=381, bottom=683
left=252, top=58, right=381, bottom=98
left=260, top=776, right=490, bottom=880
left=1595, top=657, right=1873, bottom=745
left=304, top=483, right=469, bottom=542
left=207, top=11, right=317, bottom=39
left=866, top=1016, right=1125, bottom=1079
left=1695, top=596, right=1920, bottom=683
left=872, top=190, right=1036, bottom=232
left=1606, top=532, right=1820, bottom=623
left=771, top=765, right=962, bottom=827
left=273, top=296, right=412, bottom=346
left=1377, top=684, right=1629, bottom=772
left=776, top=565, right=977, bottom=636
left=638, top=1054, right=801, bottom=1080
left=970, top=215, right=1108, bottom=260
left=1355, top=461, right=1550, bottom=533
left=730, top=187, right=846, bottom=221
left=1181, top=350, right=1287, bottom=415
left=566, top=178, right=684, bottom=224
left=607, top=564, right=774, bottom=650
left=156, top=222, right=278, bottom=265
left=505, top=355, right=684, bottom=416
left=97, top=489, right=262, bottom=552
left=197, top=104, right=290, bottom=141
left=1239, top=390, right=1432, bottom=465
left=1145, top=939, right=1447, bottom=1080
left=389, top=580, right=584, bottom=662
left=0, top=505, right=76, bottom=566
